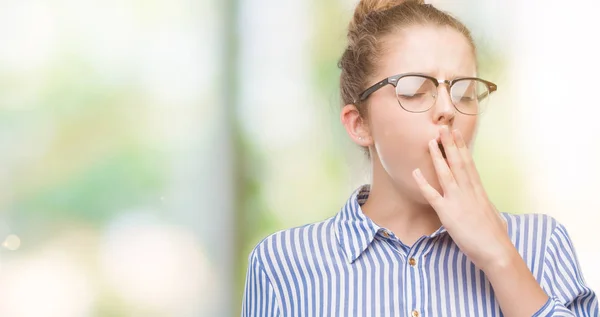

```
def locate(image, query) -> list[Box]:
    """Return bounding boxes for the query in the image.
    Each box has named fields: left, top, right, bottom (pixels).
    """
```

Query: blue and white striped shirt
left=242, top=185, right=598, bottom=316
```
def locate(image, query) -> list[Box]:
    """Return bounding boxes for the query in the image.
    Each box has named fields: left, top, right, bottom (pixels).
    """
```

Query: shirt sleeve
left=241, top=249, right=281, bottom=317
left=532, top=221, right=599, bottom=317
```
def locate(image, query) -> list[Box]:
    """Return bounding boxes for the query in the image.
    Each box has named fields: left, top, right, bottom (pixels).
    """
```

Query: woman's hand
left=412, top=125, right=552, bottom=316
left=412, top=125, right=511, bottom=271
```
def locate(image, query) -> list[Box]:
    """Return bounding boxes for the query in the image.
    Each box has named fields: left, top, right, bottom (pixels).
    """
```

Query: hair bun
left=349, top=0, right=425, bottom=32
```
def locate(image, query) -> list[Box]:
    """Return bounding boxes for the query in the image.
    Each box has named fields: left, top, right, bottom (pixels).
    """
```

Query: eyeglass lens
left=395, top=76, right=490, bottom=114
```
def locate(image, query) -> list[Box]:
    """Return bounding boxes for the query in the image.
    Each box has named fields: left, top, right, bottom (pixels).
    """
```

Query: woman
left=241, top=0, right=598, bottom=316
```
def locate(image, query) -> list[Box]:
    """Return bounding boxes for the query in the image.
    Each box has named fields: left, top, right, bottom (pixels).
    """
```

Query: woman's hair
left=339, top=0, right=476, bottom=116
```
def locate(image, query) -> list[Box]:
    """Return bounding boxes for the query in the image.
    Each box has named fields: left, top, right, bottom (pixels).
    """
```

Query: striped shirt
left=242, top=185, right=598, bottom=316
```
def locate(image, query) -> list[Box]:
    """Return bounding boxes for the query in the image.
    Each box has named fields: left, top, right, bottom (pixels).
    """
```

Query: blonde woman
left=241, top=1, right=598, bottom=316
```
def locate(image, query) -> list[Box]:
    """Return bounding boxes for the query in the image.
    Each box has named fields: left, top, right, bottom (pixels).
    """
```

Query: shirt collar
left=334, top=184, right=448, bottom=264
left=334, top=184, right=381, bottom=264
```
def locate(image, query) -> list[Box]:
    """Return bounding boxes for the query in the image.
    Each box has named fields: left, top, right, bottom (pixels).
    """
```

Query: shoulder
left=501, top=212, right=563, bottom=236
left=500, top=212, right=572, bottom=252
left=499, top=212, right=575, bottom=276
left=248, top=217, right=337, bottom=267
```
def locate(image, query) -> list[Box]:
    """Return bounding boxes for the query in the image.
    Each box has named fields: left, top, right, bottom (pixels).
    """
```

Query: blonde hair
left=339, top=0, right=475, bottom=116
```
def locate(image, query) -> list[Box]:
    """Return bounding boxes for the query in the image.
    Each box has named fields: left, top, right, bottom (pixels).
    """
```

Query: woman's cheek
left=374, top=133, right=414, bottom=173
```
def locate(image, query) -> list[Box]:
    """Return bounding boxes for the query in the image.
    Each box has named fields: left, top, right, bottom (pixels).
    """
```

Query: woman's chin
left=419, top=169, right=444, bottom=194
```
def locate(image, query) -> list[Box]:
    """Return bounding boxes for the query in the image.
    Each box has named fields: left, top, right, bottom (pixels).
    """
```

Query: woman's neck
left=360, top=165, right=442, bottom=247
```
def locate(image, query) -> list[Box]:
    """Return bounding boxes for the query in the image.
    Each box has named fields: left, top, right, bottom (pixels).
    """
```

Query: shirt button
left=411, top=309, right=420, bottom=317
left=409, top=257, right=417, bottom=267
left=382, top=230, right=390, bottom=238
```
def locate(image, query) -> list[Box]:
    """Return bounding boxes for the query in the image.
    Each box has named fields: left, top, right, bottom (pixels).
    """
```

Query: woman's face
left=345, top=25, right=478, bottom=201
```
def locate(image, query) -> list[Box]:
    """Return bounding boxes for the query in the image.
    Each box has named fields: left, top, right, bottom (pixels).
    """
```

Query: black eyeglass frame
left=357, top=73, right=498, bottom=115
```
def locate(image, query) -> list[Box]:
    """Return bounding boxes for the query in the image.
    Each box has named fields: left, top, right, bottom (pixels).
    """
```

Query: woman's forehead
left=377, top=25, right=477, bottom=78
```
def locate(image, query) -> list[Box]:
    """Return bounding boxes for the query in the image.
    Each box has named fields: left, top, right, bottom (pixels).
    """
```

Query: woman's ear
left=340, top=104, right=372, bottom=147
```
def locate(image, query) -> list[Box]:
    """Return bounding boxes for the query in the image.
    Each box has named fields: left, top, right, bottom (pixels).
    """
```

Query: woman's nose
left=432, top=85, right=455, bottom=125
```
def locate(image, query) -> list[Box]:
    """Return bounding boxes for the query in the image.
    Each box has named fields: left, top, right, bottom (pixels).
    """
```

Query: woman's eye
left=399, top=92, right=427, bottom=99
left=456, top=95, right=476, bottom=102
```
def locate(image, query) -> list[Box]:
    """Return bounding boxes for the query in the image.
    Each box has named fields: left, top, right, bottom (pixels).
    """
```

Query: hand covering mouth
left=438, top=141, right=447, bottom=159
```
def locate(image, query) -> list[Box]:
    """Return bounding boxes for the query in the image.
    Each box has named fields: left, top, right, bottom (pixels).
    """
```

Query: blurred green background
left=0, top=0, right=598, bottom=316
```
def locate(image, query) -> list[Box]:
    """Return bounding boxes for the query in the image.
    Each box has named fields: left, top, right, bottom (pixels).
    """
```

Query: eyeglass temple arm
left=477, top=82, right=497, bottom=101
left=358, top=78, right=393, bottom=102
left=477, top=91, right=489, bottom=101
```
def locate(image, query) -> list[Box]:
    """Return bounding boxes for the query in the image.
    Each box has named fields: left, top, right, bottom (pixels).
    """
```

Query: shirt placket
left=405, top=237, right=433, bottom=317
left=380, top=229, right=431, bottom=317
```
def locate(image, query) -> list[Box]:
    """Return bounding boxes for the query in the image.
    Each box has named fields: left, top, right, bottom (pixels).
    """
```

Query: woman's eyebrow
left=402, top=70, right=473, bottom=80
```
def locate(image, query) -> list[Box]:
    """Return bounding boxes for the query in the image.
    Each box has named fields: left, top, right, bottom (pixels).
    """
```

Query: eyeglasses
left=358, top=73, right=498, bottom=115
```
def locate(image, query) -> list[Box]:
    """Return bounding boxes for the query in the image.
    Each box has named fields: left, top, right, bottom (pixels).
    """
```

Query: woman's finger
left=413, top=168, right=444, bottom=209
left=452, top=129, right=486, bottom=198
left=441, top=126, right=472, bottom=189
left=428, top=138, right=457, bottom=193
